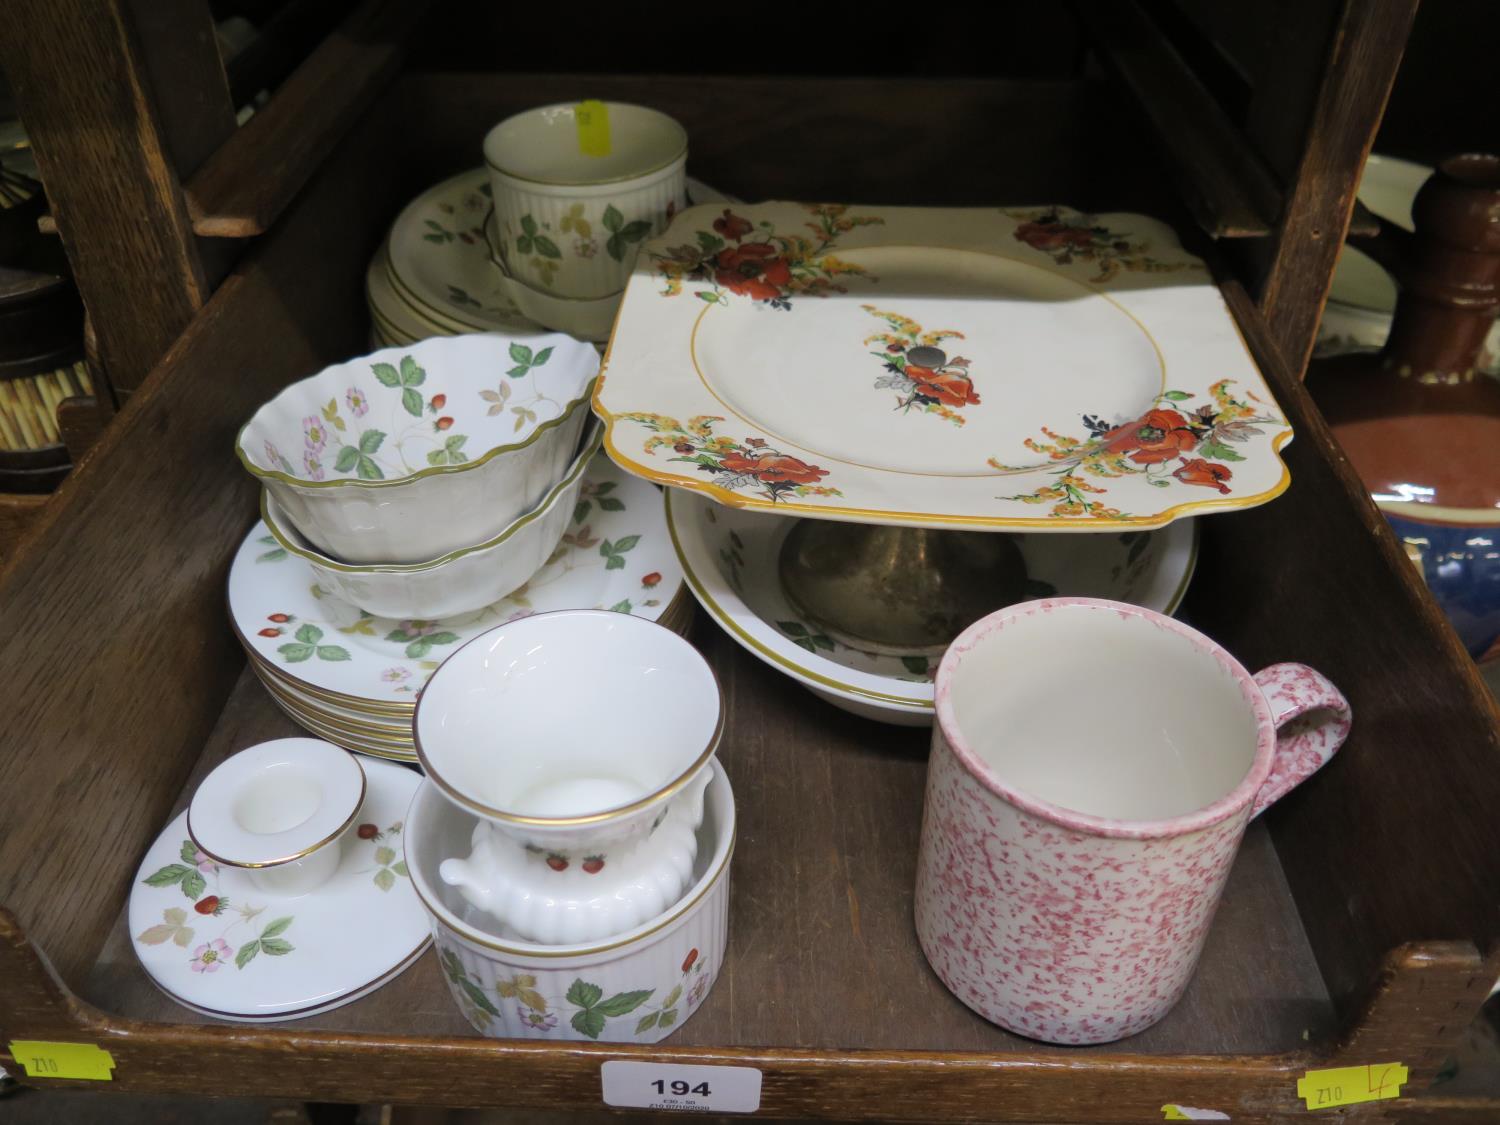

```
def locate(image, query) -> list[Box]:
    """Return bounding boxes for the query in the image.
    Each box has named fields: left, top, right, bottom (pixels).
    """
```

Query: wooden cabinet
left=2, top=3, right=1498, bottom=1120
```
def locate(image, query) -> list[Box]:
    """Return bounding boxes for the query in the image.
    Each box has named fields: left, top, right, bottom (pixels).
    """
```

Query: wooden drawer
left=1, top=73, right=1497, bottom=1123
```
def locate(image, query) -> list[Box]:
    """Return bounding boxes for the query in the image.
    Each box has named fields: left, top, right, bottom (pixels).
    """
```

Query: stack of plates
left=367, top=170, right=730, bottom=348
left=229, top=454, right=691, bottom=760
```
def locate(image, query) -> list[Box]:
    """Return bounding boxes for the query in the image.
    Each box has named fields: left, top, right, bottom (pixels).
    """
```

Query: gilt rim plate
left=596, top=203, right=1292, bottom=531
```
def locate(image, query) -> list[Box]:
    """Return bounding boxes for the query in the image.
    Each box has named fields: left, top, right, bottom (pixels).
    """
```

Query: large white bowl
left=261, top=423, right=601, bottom=619
left=237, top=334, right=599, bottom=564
left=405, top=765, right=734, bottom=1042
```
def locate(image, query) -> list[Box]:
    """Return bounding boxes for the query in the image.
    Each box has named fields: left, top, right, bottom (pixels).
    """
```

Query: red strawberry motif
left=430, top=394, right=447, bottom=410
left=582, top=855, right=605, bottom=874
left=267, top=613, right=292, bottom=623
left=356, top=824, right=379, bottom=840
left=435, top=416, right=454, bottom=431
left=642, top=572, right=662, bottom=588
left=258, top=628, right=282, bottom=638
left=546, top=855, right=568, bottom=872
left=682, top=948, right=699, bottom=973
left=195, top=895, right=227, bottom=916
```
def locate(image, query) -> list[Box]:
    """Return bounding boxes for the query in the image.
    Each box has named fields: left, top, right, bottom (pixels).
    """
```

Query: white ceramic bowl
left=412, top=608, right=722, bottom=854
left=237, top=334, right=599, bottom=564
left=405, top=765, right=734, bottom=1042
left=261, top=423, right=601, bottom=619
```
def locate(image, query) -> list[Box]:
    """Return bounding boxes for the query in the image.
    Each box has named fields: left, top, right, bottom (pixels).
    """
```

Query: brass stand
left=777, top=520, right=1027, bottom=655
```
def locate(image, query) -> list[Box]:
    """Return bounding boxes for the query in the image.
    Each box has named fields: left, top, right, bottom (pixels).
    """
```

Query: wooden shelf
left=2, top=69, right=1499, bottom=1123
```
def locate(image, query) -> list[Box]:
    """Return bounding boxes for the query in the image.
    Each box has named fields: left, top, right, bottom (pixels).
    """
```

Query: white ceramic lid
left=131, top=757, right=429, bottom=1021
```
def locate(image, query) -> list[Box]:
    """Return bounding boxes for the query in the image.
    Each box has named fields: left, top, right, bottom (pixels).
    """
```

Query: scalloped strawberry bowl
left=237, top=334, right=598, bottom=564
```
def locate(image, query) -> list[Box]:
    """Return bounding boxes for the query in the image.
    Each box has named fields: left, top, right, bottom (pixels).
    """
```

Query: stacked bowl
left=229, top=333, right=692, bottom=758
left=403, top=610, right=734, bottom=1041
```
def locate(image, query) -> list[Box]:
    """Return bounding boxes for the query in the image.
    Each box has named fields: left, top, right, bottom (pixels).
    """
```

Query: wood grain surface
left=0, top=0, right=209, bottom=394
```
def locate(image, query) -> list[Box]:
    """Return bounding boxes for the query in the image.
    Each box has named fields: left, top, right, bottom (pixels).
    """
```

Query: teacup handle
left=1250, top=663, right=1353, bottom=818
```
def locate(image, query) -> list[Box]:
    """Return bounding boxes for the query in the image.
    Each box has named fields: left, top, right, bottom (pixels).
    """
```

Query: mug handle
left=1250, top=663, right=1353, bottom=818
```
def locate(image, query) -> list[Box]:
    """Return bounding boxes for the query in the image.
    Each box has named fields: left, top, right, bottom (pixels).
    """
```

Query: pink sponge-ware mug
left=914, top=597, right=1351, bottom=1045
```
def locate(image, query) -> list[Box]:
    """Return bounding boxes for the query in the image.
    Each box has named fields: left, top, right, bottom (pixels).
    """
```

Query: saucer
left=375, top=170, right=732, bottom=341
left=129, top=757, right=427, bottom=1021
left=666, top=488, right=1197, bottom=724
left=229, top=453, right=686, bottom=710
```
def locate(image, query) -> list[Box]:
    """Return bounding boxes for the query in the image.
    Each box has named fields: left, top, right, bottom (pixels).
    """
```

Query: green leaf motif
left=516, top=234, right=534, bottom=255
left=399, top=355, right=425, bottom=386
left=521, top=215, right=538, bottom=236
left=356, top=455, right=383, bottom=480
left=259, top=938, right=294, bottom=956
left=574, top=500, right=591, bottom=525
left=181, top=870, right=206, bottom=900
left=620, top=220, right=651, bottom=242
left=236, top=940, right=261, bottom=969
left=566, top=979, right=603, bottom=1009
left=428, top=450, right=449, bottom=466
left=391, top=861, right=409, bottom=877
left=901, top=656, right=930, bottom=676
left=261, top=916, right=294, bottom=939
left=696, top=230, right=725, bottom=255
left=335, top=446, right=360, bottom=473
left=445, top=435, right=467, bottom=454
left=509, top=342, right=533, bottom=366
left=778, top=621, right=809, bottom=638
left=371, top=363, right=401, bottom=387
left=359, top=429, right=386, bottom=454
left=532, top=346, right=554, bottom=366
left=1149, top=478, right=1172, bottom=487
left=1161, top=389, right=1193, bottom=401
left=609, top=599, right=633, bottom=613
left=1196, top=438, right=1245, bottom=462
left=374, top=868, right=396, bottom=893
left=658, top=1007, right=678, bottom=1028
left=635, top=1011, right=660, bottom=1034
left=662, top=985, right=682, bottom=1010
left=375, top=846, right=396, bottom=866
left=256, top=548, right=288, bottom=563
left=606, top=233, right=626, bottom=262
left=315, top=645, right=351, bottom=662
left=402, top=387, right=423, bottom=417
left=295, top=623, right=323, bottom=644
left=278, top=642, right=315, bottom=663
left=572, top=1008, right=606, bottom=1040
left=144, top=864, right=190, bottom=888
left=602, top=205, right=624, bottom=233
left=533, top=236, right=561, bottom=259
left=596, top=989, right=653, bottom=1017
left=426, top=631, right=459, bottom=646
left=598, top=497, right=625, bottom=512
left=181, top=840, right=199, bottom=865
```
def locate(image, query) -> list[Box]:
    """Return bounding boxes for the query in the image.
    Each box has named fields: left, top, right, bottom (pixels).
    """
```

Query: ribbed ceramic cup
left=484, top=102, right=687, bottom=300
left=915, top=598, right=1351, bottom=1045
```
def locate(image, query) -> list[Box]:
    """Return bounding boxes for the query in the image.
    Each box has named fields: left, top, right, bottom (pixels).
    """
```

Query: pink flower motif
left=191, top=847, right=218, bottom=874
left=687, top=974, right=709, bottom=1007
left=575, top=238, right=598, bottom=259
left=263, top=441, right=285, bottom=469
left=397, top=619, right=441, bottom=637
left=190, top=939, right=231, bottom=973
left=303, top=450, right=325, bottom=481
left=381, top=667, right=411, bottom=683
left=346, top=387, right=369, bottom=416
left=303, top=416, right=328, bottom=452
left=518, top=1006, right=557, bottom=1030
left=504, top=610, right=536, bottom=624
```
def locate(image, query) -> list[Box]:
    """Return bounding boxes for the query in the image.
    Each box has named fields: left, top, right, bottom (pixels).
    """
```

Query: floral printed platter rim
left=380, top=171, right=733, bottom=338
left=665, top=489, right=1198, bottom=714
left=228, top=453, right=685, bottom=706
left=596, top=202, right=1293, bottom=531
left=129, top=757, right=429, bottom=1021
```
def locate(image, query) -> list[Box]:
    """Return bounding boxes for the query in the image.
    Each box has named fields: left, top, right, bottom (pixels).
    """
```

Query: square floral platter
left=594, top=203, right=1293, bottom=529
